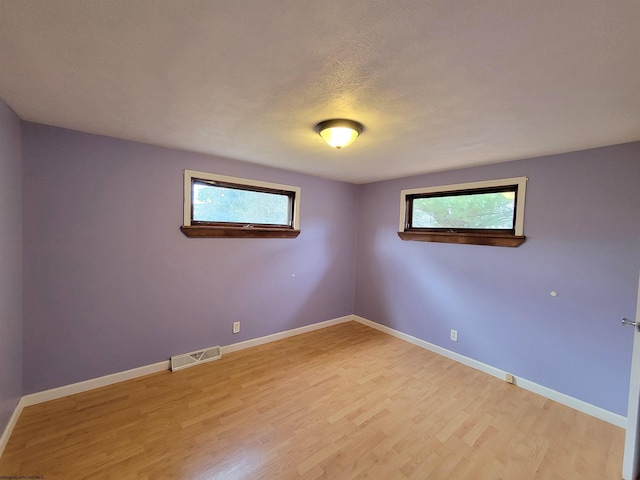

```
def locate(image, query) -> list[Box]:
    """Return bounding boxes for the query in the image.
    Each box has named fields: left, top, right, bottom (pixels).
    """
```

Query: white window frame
left=183, top=169, right=301, bottom=229
left=399, top=176, right=527, bottom=236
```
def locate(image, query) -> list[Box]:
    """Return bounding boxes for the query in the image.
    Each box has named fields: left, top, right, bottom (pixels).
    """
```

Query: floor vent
left=171, top=345, right=221, bottom=372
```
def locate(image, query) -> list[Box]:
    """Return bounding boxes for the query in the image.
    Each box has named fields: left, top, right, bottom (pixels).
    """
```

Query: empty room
left=1, top=1, right=640, bottom=479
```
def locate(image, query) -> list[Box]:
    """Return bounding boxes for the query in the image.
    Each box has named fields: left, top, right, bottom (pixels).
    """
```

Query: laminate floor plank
left=0, top=321, right=624, bottom=479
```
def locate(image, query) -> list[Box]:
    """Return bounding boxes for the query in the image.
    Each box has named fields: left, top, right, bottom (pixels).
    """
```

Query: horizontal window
left=398, top=177, right=527, bottom=247
left=192, top=180, right=294, bottom=227
left=408, top=185, right=517, bottom=233
left=181, top=170, right=301, bottom=238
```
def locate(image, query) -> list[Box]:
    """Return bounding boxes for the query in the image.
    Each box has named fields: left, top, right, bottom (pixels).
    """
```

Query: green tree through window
left=193, top=182, right=290, bottom=226
left=182, top=169, right=301, bottom=238
left=398, top=177, right=527, bottom=246
left=412, top=191, right=515, bottom=230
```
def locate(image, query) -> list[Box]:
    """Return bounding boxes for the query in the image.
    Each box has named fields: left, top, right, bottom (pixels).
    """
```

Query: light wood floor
left=0, top=321, right=624, bottom=479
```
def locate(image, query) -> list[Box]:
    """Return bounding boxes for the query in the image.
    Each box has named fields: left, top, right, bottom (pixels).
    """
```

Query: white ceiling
left=1, top=1, right=638, bottom=184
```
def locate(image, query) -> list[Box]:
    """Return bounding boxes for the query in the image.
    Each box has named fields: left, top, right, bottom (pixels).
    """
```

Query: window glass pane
left=412, top=191, right=515, bottom=229
left=193, top=182, right=291, bottom=226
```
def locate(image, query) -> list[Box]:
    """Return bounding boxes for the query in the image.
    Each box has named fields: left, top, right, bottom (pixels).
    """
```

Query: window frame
left=181, top=169, right=301, bottom=238
left=398, top=177, right=527, bottom=247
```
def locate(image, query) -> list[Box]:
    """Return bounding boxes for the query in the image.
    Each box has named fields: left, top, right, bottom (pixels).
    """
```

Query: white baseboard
left=19, top=315, right=354, bottom=407
left=0, top=314, right=356, bottom=458
left=352, top=315, right=627, bottom=429
left=1, top=312, right=625, bottom=460
left=20, top=361, right=171, bottom=408
left=1, top=361, right=169, bottom=458
left=220, top=315, right=355, bottom=355
left=0, top=397, right=26, bottom=458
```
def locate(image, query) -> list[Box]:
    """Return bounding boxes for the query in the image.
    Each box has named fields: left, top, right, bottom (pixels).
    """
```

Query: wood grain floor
left=0, top=321, right=624, bottom=479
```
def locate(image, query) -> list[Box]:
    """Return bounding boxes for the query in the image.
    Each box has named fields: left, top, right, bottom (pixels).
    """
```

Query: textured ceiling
left=1, top=1, right=639, bottom=183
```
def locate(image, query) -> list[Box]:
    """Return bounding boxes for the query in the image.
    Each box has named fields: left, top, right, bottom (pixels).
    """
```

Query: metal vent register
left=171, top=345, right=221, bottom=372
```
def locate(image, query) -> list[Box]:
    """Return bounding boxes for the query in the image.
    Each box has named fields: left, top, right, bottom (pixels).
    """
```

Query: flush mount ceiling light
left=314, top=119, right=364, bottom=149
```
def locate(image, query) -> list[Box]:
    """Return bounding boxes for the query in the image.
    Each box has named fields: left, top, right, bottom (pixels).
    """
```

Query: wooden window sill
left=398, top=231, right=526, bottom=247
left=181, top=226, right=301, bottom=239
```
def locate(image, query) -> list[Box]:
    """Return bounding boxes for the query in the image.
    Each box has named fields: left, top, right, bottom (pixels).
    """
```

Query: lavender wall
left=18, top=118, right=640, bottom=417
left=355, top=142, right=640, bottom=416
left=22, top=123, right=358, bottom=393
left=0, top=100, right=23, bottom=432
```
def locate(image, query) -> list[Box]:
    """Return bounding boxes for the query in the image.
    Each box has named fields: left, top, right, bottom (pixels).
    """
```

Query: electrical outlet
left=233, top=322, right=240, bottom=334
left=505, top=373, right=515, bottom=384
left=450, top=329, right=458, bottom=342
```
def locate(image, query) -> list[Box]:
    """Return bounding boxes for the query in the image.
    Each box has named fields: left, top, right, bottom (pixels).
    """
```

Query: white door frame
left=623, top=271, right=640, bottom=479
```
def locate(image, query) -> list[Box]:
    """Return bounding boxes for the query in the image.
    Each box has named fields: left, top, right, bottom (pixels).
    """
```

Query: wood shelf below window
left=181, top=226, right=301, bottom=239
left=398, top=231, right=526, bottom=247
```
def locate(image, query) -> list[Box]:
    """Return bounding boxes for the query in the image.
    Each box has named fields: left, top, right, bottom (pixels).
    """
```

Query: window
left=181, top=170, right=301, bottom=238
left=398, top=177, right=527, bottom=247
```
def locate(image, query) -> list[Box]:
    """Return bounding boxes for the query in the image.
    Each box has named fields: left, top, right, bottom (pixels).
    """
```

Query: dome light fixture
left=314, top=119, right=364, bottom=149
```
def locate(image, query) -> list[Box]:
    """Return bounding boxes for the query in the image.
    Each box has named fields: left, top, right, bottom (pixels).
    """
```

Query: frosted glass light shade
left=314, top=119, right=364, bottom=149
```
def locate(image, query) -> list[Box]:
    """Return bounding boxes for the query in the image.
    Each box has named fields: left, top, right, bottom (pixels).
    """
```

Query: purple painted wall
left=0, top=100, right=23, bottom=432
left=21, top=123, right=358, bottom=394
left=17, top=118, right=640, bottom=417
left=355, top=142, right=640, bottom=416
